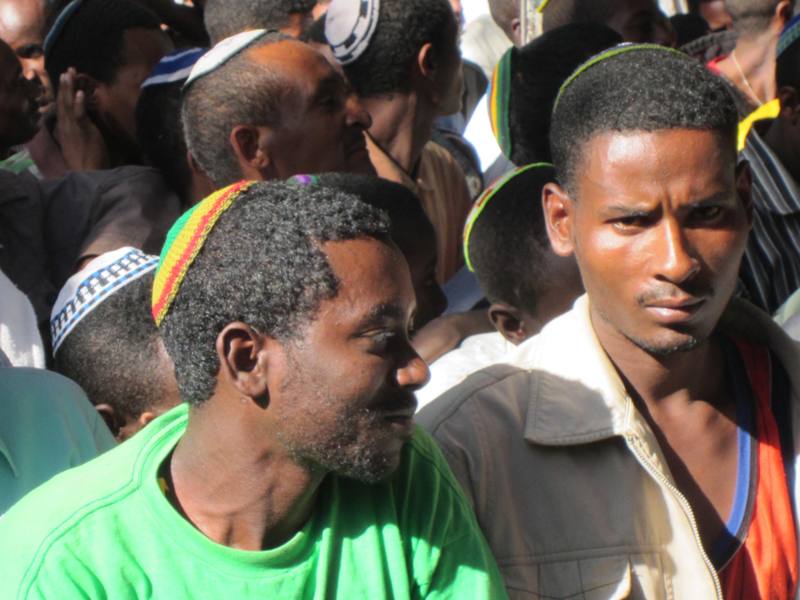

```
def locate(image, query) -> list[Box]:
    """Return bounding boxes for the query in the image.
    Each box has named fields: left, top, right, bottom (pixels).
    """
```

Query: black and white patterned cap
left=50, top=247, right=159, bottom=355
left=325, top=0, right=380, bottom=66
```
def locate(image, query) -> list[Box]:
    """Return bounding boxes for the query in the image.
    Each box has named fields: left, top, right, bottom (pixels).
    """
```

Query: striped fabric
left=151, top=181, right=255, bottom=326
left=739, top=128, right=800, bottom=314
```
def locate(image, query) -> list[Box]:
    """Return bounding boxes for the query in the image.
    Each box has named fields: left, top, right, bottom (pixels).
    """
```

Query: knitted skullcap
left=151, top=181, right=256, bottom=326
left=183, top=29, right=268, bottom=91
left=463, top=163, right=553, bottom=272
left=324, top=0, right=381, bottom=65
left=51, top=247, right=159, bottom=355
left=142, top=48, right=205, bottom=89
left=490, top=48, right=514, bottom=160
left=778, top=14, right=800, bottom=59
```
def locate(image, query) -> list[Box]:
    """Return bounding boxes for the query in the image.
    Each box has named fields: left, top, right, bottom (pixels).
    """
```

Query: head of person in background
left=0, top=38, right=40, bottom=159
left=290, top=173, right=448, bottom=330
left=0, top=0, right=53, bottom=113
left=312, top=0, right=331, bottom=20
left=689, top=0, right=733, bottom=30
left=488, top=0, right=522, bottom=46
left=464, top=163, right=582, bottom=344
left=490, top=22, right=621, bottom=166
left=326, top=0, right=464, bottom=133
left=182, top=30, right=373, bottom=193
left=51, top=247, right=180, bottom=442
left=710, top=0, right=794, bottom=113
left=135, top=48, right=205, bottom=208
left=542, top=0, right=675, bottom=45
left=44, top=0, right=173, bottom=167
left=203, top=0, right=316, bottom=44
left=767, top=15, right=800, bottom=183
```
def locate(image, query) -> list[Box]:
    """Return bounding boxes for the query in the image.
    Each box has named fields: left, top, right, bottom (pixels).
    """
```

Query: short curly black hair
left=541, top=0, right=620, bottom=32
left=203, top=0, right=316, bottom=44
left=181, top=32, right=291, bottom=188
left=54, top=271, right=170, bottom=420
left=507, top=23, right=621, bottom=165
left=160, top=179, right=391, bottom=406
left=550, top=46, right=738, bottom=195
left=44, top=0, right=162, bottom=97
left=470, top=165, right=556, bottom=315
left=340, top=0, right=457, bottom=97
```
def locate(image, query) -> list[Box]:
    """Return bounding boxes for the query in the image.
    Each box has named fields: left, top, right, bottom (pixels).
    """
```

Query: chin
left=625, top=329, right=704, bottom=357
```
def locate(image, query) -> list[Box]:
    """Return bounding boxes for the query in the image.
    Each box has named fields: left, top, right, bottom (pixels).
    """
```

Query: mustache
left=636, top=286, right=712, bottom=306
left=371, top=389, right=417, bottom=413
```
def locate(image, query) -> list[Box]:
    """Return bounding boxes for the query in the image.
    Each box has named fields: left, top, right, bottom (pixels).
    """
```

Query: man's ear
left=488, top=303, right=533, bottom=345
left=95, top=403, right=123, bottom=437
left=216, top=322, right=270, bottom=406
left=74, top=73, right=100, bottom=110
left=509, top=18, right=522, bottom=46
left=416, top=42, right=442, bottom=99
left=775, top=0, right=793, bottom=26
left=230, top=125, right=273, bottom=180
left=735, top=159, right=754, bottom=227
left=542, top=181, right=576, bottom=257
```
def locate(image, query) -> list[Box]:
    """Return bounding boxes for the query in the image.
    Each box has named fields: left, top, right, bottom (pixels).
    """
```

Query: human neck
left=590, top=306, right=726, bottom=411
left=727, top=32, right=779, bottom=104
left=360, top=92, right=434, bottom=175
left=169, top=398, right=326, bottom=551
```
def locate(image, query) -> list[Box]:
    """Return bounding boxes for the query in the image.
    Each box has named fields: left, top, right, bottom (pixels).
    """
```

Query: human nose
left=654, top=218, right=700, bottom=283
left=396, top=351, right=430, bottom=390
left=345, top=94, right=372, bottom=130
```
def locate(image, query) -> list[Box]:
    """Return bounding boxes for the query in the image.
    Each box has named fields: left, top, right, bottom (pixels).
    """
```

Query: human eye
left=611, top=213, right=651, bottom=232
left=689, top=205, right=724, bottom=225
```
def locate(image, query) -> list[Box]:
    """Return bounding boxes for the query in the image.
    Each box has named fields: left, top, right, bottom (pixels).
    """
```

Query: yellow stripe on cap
left=463, top=163, right=553, bottom=272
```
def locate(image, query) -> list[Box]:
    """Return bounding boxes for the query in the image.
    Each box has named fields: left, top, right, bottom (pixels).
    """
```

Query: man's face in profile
left=270, top=237, right=429, bottom=482
left=250, top=40, right=375, bottom=177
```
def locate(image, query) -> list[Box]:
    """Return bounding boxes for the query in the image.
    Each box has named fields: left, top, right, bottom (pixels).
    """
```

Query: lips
left=643, top=296, right=707, bottom=324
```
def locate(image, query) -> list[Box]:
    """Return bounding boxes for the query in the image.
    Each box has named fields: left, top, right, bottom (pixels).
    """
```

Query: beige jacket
left=418, top=295, right=800, bottom=599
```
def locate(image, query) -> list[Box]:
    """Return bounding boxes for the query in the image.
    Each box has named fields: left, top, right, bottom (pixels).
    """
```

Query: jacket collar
left=514, top=295, right=800, bottom=447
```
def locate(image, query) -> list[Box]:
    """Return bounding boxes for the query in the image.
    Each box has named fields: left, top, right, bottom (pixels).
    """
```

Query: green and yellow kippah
left=152, top=180, right=256, bottom=326
left=463, top=162, right=553, bottom=272
left=553, top=43, right=685, bottom=113
left=490, top=48, right=514, bottom=160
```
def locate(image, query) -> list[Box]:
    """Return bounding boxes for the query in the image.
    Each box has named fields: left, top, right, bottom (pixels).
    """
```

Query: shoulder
left=0, top=407, right=185, bottom=597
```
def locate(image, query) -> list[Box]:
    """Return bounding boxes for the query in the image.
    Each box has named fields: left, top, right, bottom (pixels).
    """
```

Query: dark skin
left=762, top=86, right=800, bottom=185
left=543, top=129, right=752, bottom=554
left=168, top=238, right=429, bottom=551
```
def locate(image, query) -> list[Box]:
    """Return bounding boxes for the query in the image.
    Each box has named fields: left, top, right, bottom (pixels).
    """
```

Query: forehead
left=0, top=0, right=45, bottom=45
left=246, top=40, right=335, bottom=91
left=315, top=237, right=414, bottom=324
left=575, top=129, right=735, bottom=204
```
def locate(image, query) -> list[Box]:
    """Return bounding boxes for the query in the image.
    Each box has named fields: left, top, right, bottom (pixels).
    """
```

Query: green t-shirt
left=0, top=404, right=507, bottom=599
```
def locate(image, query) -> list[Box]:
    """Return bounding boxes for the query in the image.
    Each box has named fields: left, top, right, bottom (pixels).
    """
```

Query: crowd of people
left=3, top=0, right=800, bottom=597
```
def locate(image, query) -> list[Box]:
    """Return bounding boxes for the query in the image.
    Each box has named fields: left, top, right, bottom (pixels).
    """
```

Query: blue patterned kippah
left=142, top=48, right=205, bottom=88
left=50, top=247, right=159, bottom=355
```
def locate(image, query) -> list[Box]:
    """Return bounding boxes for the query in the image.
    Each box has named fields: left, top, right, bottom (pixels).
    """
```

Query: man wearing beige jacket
left=419, top=45, right=800, bottom=598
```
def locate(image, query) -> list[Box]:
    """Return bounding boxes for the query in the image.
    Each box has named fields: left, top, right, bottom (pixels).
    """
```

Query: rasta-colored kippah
left=463, top=163, right=553, bottom=272
left=778, top=14, right=800, bottom=59
left=152, top=181, right=256, bottom=326
left=489, top=48, right=514, bottom=160
left=553, top=43, right=686, bottom=113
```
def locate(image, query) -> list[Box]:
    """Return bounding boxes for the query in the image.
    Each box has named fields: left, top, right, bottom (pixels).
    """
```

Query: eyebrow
left=356, top=302, right=407, bottom=329
left=310, top=74, right=345, bottom=104
left=599, top=191, right=733, bottom=218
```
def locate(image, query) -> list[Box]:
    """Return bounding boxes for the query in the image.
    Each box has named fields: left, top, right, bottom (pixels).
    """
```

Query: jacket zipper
left=624, top=432, right=723, bottom=599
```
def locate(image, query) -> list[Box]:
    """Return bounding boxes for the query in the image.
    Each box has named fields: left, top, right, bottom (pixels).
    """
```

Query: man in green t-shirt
left=0, top=177, right=506, bottom=599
